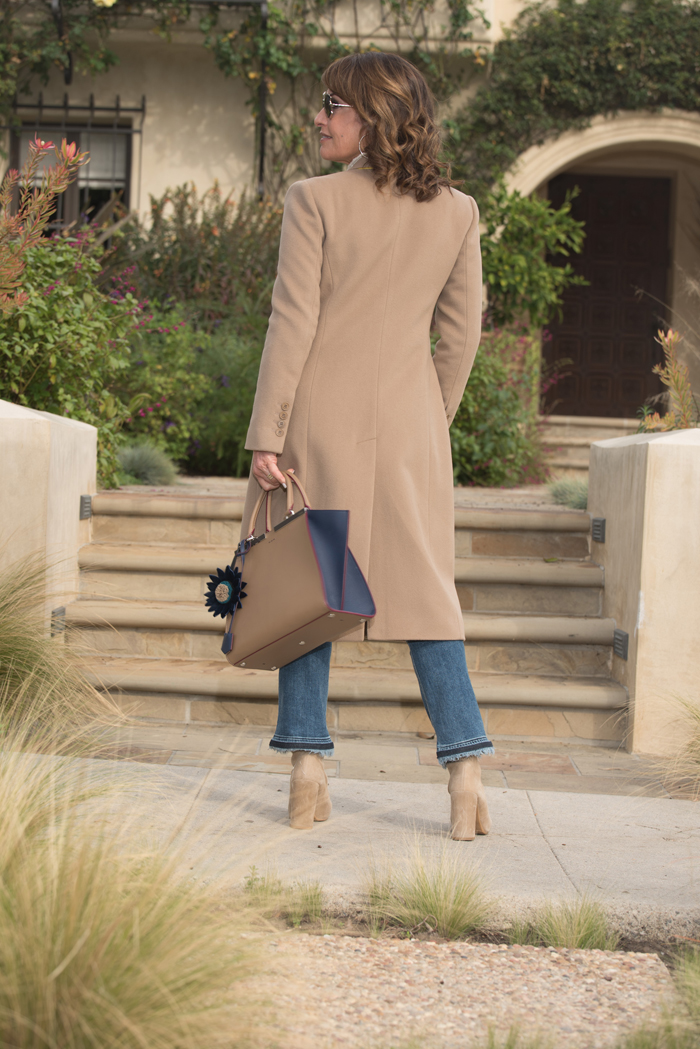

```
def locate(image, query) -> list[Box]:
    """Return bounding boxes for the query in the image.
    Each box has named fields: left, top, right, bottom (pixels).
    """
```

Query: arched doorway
left=506, top=111, right=700, bottom=420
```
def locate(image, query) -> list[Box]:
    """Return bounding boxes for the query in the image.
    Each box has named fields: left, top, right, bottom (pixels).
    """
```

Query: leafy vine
left=446, top=0, right=700, bottom=200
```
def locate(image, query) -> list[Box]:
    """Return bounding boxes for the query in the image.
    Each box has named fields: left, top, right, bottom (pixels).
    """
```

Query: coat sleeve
left=245, top=179, right=324, bottom=453
left=432, top=196, right=482, bottom=427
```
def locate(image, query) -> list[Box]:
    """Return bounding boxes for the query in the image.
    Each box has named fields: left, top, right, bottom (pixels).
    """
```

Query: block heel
left=288, top=752, right=332, bottom=830
left=447, top=756, right=492, bottom=841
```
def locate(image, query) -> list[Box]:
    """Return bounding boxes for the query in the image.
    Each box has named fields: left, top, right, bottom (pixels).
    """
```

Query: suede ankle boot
left=447, top=756, right=492, bottom=841
left=288, top=752, right=332, bottom=830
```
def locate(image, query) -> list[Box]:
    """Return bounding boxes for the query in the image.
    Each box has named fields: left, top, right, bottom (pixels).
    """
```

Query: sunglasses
left=322, top=91, right=353, bottom=118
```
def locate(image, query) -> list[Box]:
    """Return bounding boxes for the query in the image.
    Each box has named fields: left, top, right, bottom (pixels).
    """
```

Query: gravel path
left=259, top=934, right=676, bottom=1048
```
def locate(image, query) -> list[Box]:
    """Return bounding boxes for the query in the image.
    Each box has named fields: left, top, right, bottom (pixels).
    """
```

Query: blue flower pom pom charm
left=205, top=564, right=248, bottom=619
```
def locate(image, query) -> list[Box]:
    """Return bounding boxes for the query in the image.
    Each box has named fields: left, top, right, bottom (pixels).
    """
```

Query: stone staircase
left=541, top=415, right=639, bottom=477
left=66, top=489, right=628, bottom=746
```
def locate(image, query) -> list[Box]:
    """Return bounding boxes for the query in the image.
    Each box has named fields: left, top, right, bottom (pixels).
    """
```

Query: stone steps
left=541, top=414, right=639, bottom=477
left=68, top=488, right=628, bottom=746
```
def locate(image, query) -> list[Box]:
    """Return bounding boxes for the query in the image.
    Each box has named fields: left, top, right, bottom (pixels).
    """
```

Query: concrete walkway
left=86, top=725, right=700, bottom=940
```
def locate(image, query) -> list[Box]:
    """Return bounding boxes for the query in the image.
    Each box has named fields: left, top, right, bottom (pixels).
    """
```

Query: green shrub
left=117, top=441, right=177, bottom=486
left=451, top=328, right=549, bottom=487
left=116, top=301, right=212, bottom=461
left=480, top=181, right=586, bottom=329
left=0, top=238, right=139, bottom=486
left=107, top=184, right=282, bottom=330
left=549, top=478, right=588, bottom=510
left=184, top=324, right=264, bottom=477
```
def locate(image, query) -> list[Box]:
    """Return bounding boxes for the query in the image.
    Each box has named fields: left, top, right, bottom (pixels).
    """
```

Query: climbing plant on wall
left=0, top=0, right=193, bottom=127
left=446, top=0, right=700, bottom=200
left=1, top=0, right=485, bottom=197
left=199, top=0, right=486, bottom=199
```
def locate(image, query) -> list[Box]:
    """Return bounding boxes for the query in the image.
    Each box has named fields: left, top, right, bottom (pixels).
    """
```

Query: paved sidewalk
left=84, top=731, right=699, bottom=940
left=97, top=722, right=676, bottom=797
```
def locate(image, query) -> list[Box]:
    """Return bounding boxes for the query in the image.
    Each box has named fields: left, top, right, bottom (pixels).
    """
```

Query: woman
left=240, top=51, right=494, bottom=840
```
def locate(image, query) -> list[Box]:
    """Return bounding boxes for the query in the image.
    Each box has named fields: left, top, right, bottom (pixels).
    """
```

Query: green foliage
left=186, top=325, right=263, bottom=478
left=447, top=0, right=700, bottom=200
left=0, top=238, right=139, bottom=486
left=110, top=186, right=279, bottom=477
left=480, top=182, right=586, bottom=328
left=117, top=305, right=213, bottom=460
left=0, top=0, right=194, bottom=133
left=108, top=185, right=283, bottom=328
left=451, top=329, right=549, bottom=487
left=199, top=0, right=485, bottom=198
left=117, top=442, right=177, bottom=486
left=549, top=478, right=588, bottom=510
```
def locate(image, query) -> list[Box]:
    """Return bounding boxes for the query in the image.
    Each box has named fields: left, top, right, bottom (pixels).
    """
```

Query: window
left=8, top=95, right=145, bottom=226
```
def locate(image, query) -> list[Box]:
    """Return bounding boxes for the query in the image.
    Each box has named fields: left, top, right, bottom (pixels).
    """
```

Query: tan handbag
left=205, top=470, right=375, bottom=671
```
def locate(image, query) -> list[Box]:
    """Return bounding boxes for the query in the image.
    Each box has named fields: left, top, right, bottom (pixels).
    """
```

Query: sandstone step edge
left=455, top=558, right=602, bottom=587
left=94, top=497, right=591, bottom=534
left=453, top=508, right=590, bottom=532
left=77, top=548, right=604, bottom=587
left=85, top=658, right=627, bottom=710
left=92, top=494, right=245, bottom=520
left=68, top=600, right=615, bottom=645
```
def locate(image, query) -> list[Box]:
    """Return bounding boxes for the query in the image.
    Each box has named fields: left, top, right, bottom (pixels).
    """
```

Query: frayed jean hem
left=439, top=744, right=495, bottom=768
left=269, top=737, right=334, bottom=758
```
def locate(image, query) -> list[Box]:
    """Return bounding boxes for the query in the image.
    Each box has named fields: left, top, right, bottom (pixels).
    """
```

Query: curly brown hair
left=323, top=52, right=457, bottom=203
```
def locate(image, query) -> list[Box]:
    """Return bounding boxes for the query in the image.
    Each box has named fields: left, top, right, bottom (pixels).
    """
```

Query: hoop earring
left=358, top=134, right=368, bottom=158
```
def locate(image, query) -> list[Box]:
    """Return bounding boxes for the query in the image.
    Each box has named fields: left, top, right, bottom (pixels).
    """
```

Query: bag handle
left=246, top=488, right=273, bottom=540
left=245, top=470, right=311, bottom=541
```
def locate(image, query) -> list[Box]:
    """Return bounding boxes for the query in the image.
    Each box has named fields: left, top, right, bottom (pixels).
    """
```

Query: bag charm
left=205, top=564, right=247, bottom=619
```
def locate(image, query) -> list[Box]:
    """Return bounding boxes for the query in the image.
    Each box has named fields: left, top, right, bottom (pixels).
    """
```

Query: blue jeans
left=270, top=640, right=494, bottom=767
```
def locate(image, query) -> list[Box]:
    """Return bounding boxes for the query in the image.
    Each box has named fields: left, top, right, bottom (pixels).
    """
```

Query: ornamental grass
left=0, top=556, right=262, bottom=1046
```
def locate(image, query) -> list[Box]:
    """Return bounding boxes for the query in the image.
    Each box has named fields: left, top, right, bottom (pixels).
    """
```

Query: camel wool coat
left=241, top=164, right=482, bottom=640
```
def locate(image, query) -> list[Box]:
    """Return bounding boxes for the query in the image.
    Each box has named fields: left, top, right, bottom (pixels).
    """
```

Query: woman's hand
left=252, top=450, right=288, bottom=491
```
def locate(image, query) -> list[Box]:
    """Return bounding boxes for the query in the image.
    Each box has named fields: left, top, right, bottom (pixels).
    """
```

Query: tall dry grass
left=660, top=698, right=700, bottom=800
left=0, top=552, right=112, bottom=730
left=508, top=895, right=619, bottom=951
left=366, top=838, right=492, bottom=939
left=0, top=556, right=264, bottom=1046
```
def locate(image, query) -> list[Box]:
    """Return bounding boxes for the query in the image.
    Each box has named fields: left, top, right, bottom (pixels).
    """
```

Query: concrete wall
left=0, top=401, right=97, bottom=622
left=588, top=429, right=700, bottom=756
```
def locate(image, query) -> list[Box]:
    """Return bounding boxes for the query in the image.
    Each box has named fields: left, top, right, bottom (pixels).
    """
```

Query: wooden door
left=543, top=173, right=671, bottom=418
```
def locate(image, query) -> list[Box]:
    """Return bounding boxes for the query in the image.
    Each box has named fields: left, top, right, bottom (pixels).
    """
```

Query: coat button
left=276, top=429, right=284, bottom=436
left=279, top=412, right=288, bottom=420
left=281, top=402, right=290, bottom=410
left=277, top=419, right=285, bottom=426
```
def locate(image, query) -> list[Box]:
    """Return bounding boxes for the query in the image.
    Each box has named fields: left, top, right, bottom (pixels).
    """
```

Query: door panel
left=544, top=173, right=670, bottom=418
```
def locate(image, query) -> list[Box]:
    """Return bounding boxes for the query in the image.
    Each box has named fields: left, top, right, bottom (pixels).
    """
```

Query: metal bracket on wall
left=51, top=607, right=66, bottom=637
left=591, top=517, right=606, bottom=543
left=79, top=494, right=92, bottom=520
left=613, top=629, right=629, bottom=661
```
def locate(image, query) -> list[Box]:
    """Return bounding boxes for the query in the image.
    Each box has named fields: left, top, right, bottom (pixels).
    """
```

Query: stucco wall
left=588, top=429, right=700, bottom=756
left=0, top=401, right=96, bottom=621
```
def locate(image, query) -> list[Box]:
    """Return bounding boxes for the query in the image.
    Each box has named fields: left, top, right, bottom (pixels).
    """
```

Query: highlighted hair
left=323, top=52, right=457, bottom=203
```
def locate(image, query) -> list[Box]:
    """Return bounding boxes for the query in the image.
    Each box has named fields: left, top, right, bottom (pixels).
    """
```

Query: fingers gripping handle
left=247, top=470, right=311, bottom=540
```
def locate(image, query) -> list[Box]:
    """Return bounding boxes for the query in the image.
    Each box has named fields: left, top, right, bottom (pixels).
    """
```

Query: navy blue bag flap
left=305, top=510, right=349, bottom=611
left=342, top=549, right=376, bottom=617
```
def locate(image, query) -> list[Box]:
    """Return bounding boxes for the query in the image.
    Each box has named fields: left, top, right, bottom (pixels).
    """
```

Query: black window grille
left=5, top=94, right=146, bottom=226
